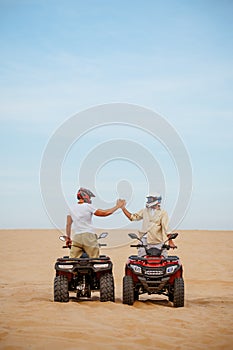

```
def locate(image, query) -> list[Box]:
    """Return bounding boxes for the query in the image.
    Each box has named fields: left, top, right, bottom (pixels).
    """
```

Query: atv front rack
left=128, top=255, right=180, bottom=262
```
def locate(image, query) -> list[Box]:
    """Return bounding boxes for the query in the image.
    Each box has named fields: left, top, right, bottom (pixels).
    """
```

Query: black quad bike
left=54, top=232, right=115, bottom=303
left=123, top=233, right=184, bottom=307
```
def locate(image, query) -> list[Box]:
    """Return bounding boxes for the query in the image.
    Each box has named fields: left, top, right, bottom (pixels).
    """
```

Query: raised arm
left=121, top=206, right=132, bottom=220
left=121, top=201, right=143, bottom=221
left=94, top=199, right=125, bottom=217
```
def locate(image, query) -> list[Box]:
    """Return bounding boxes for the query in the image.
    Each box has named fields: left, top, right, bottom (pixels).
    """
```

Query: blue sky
left=0, top=0, right=233, bottom=230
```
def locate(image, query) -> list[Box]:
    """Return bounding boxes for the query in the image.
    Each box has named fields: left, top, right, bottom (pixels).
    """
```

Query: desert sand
left=0, top=229, right=233, bottom=350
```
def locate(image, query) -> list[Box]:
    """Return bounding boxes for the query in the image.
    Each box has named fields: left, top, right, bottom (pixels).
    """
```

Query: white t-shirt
left=68, top=203, right=97, bottom=238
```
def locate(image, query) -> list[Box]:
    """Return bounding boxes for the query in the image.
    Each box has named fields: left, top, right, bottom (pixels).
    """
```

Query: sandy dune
left=0, top=229, right=233, bottom=349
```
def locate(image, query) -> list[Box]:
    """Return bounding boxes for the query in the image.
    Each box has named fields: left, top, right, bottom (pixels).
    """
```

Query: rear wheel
left=123, top=275, right=134, bottom=305
left=173, top=277, right=184, bottom=307
left=100, top=273, right=115, bottom=302
left=54, top=275, right=69, bottom=302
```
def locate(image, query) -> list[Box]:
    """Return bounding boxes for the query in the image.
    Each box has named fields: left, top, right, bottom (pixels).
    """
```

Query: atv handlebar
left=130, top=244, right=177, bottom=250
left=63, top=243, right=107, bottom=249
left=130, top=244, right=171, bottom=249
left=163, top=244, right=171, bottom=250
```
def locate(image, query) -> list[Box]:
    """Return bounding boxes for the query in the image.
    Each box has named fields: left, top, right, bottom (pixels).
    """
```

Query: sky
left=0, top=0, right=233, bottom=230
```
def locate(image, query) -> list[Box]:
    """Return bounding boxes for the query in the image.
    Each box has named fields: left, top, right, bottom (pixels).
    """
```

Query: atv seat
left=129, top=255, right=147, bottom=261
left=166, top=256, right=179, bottom=261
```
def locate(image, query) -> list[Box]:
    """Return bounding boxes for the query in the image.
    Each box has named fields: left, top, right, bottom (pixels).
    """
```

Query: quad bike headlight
left=130, top=264, right=142, bottom=274
left=166, top=265, right=178, bottom=274
left=58, top=264, right=74, bottom=269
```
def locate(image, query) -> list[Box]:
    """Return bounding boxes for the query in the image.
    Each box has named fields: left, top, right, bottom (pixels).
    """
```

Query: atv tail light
left=58, top=264, right=74, bottom=269
left=93, top=263, right=109, bottom=269
left=166, top=265, right=178, bottom=274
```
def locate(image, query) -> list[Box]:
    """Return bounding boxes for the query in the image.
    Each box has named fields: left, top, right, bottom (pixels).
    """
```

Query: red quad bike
left=123, top=232, right=184, bottom=307
left=54, top=232, right=115, bottom=303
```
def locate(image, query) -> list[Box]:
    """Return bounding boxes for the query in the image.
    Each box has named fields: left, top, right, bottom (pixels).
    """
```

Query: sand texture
left=0, top=229, right=233, bottom=349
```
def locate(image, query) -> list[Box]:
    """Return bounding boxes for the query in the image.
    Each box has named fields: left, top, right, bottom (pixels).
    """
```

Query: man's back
left=69, top=203, right=96, bottom=235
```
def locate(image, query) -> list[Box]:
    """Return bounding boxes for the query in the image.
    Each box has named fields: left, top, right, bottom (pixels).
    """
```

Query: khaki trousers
left=70, top=232, right=99, bottom=258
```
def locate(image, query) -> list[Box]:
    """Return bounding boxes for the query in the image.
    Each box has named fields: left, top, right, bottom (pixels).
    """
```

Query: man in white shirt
left=66, top=187, right=124, bottom=258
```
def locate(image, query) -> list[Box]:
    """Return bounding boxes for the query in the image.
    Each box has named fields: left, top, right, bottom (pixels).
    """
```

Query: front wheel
left=100, top=273, right=115, bottom=302
left=134, top=289, right=139, bottom=301
left=54, top=275, right=69, bottom=302
left=173, top=277, right=184, bottom=307
left=122, top=275, right=134, bottom=305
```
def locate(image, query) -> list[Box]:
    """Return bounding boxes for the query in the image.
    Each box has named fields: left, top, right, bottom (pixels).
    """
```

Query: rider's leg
left=82, top=232, right=99, bottom=258
left=138, top=235, right=147, bottom=257
left=70, top=244, right=83, bottom=258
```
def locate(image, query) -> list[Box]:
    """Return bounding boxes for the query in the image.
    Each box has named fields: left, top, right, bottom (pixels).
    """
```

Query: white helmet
left=146, top=193, right=162, bottom=208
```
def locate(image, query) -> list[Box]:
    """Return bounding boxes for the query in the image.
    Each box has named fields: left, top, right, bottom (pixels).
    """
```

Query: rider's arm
left=66, top=215, right=73, bottom=245
left=167, top=234, right=177, bottom=248
left=94, top=200, right=124, bottom=217
left=122, top=207, right=143, bottom=221
left=161, top=211, right=176, bottom=248
left=121, top=206, right=132, bottom=220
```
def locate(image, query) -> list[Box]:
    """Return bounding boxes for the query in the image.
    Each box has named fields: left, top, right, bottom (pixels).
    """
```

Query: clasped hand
left=116, top=199, right=126, bottom=208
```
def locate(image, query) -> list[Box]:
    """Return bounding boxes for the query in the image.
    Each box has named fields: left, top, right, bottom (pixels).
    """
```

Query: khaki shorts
left=70, top=232, right=99, bottom=258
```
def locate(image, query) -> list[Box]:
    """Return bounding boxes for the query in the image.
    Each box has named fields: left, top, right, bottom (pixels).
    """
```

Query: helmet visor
left=146, top=196, right=162, bottom=208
